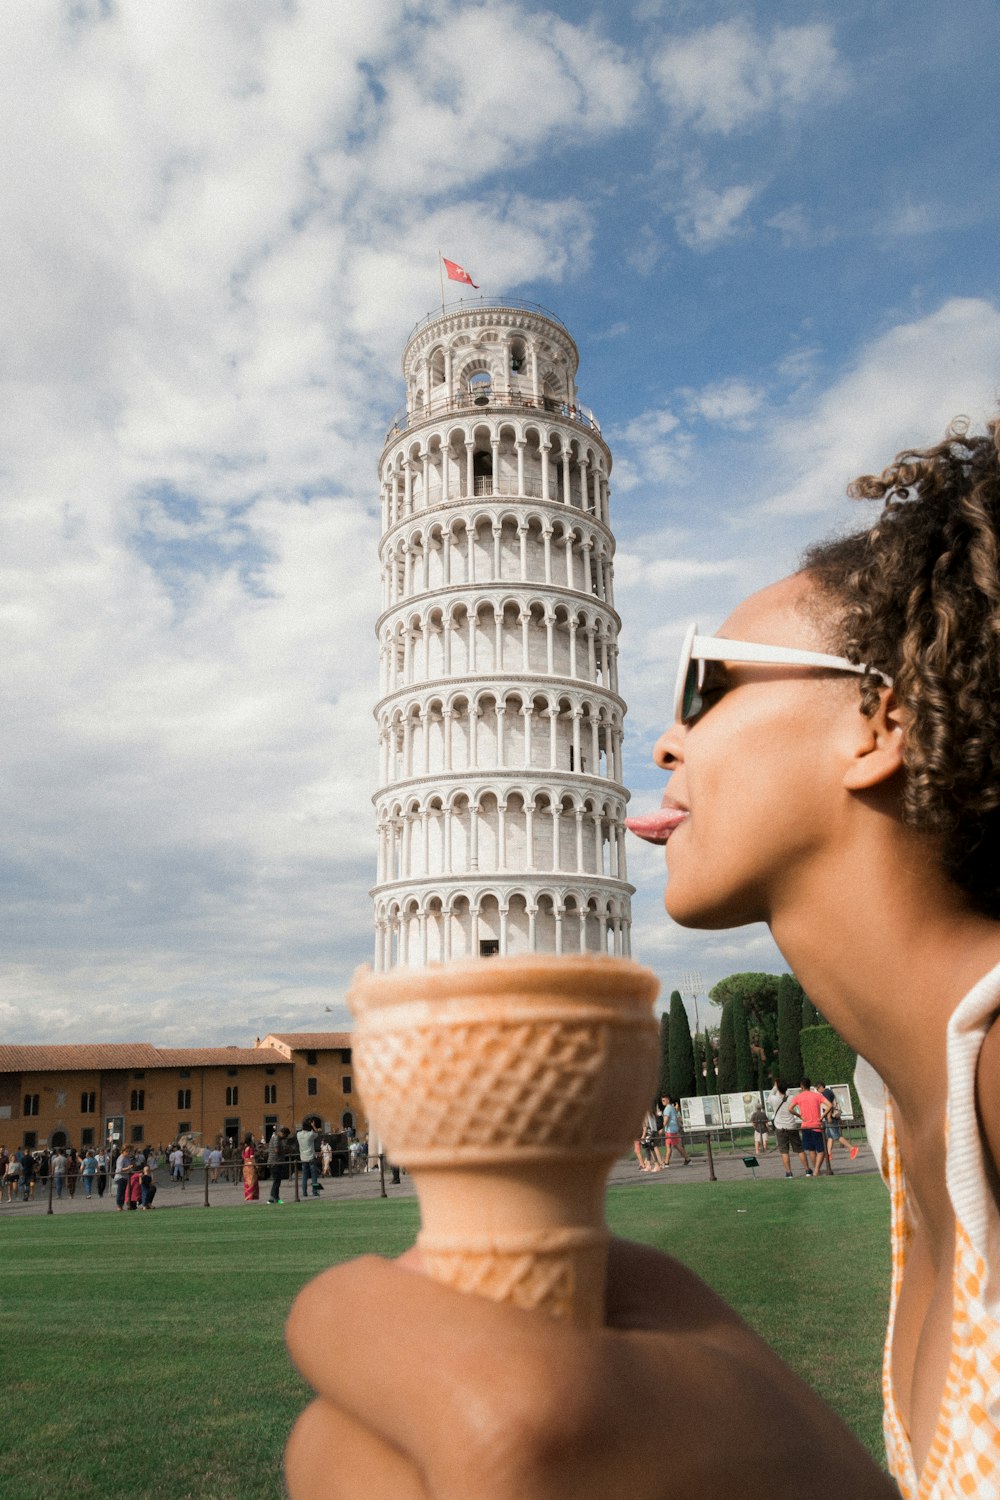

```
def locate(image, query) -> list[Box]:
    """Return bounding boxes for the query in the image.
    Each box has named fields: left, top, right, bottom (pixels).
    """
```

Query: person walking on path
left=95, top=1148, right=108, bottom=1198
left=662, top=1096, right=692, bottom=1166
left=818, top=1083, right=860, bottom=1170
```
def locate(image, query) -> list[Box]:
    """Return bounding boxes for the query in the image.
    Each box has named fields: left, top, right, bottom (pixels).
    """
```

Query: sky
left=3, top=0, right=1000, bottom=1044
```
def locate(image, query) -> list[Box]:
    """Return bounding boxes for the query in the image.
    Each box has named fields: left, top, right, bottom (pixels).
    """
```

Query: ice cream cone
left=348, top=953, right=659, bottom=1327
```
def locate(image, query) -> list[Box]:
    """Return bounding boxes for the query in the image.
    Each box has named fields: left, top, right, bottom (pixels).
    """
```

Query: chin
left=664, top=879, right=762, bottom=932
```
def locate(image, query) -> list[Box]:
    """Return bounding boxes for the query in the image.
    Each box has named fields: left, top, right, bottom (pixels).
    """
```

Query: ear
left=841, top=688, right=908, bottom=791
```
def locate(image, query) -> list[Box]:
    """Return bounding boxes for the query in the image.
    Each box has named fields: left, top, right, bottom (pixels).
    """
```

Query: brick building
left=0, top=1032, right=364, bottom=1154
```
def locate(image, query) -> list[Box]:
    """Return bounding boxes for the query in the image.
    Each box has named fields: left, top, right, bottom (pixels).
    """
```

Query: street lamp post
left=680, top=969, right=717, bottom=1183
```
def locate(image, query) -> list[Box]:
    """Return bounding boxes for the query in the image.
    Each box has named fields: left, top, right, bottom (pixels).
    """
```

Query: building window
left=480, top=940, right=500, bottom=957
left=265, top=1066, right=276, bottom=1076
left=306, top=1051, right=317, bottom=1066
left=264, top=1084, right=277, bottom=1105
left=131, top=1125, right=144, bottom=1144
left=307, top=1078, right=318, bottom=1097
left=80, top=1091, right=96, bottom=1114
left=23, top=1094, right=40, bottom=1116
left=342, top=1077, right=352, bottom=1095
left=81, top=1128, right=95, bottom=1147
left=133, top=1071, right=145, bottom=1079
left=178, top=1121, right=191, bottom=1134
left=340, top=1048, right=352, bottom=1064
left=179, top=1069, right=191, bottom=1079
left=130, top=1089, right=145, bottom=1112
left=227, top=1068, right=238, bottom=1078
left=177, top=1089, right=191, bottom=1110
left=226, top=1086, right=239, bottom=1107
left=23, top=1131, right=37, bottom=1150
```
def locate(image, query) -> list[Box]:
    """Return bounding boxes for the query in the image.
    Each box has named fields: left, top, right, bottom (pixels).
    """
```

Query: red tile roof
left=259, top=1032, right=352, bottom=1050
left=0, top=1045, right=288, bottom=1074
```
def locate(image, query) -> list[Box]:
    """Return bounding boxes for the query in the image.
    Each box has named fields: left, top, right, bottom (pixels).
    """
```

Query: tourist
left=50, top=1147, right=68, bottom=1199
left=113, top=1148, right=133, bottom=1211
left=140, top=1155, right=157, bottom=1209
left=169, top=1143, right=184, bottom=1182
left=297, top=1117, right=323, bottom=1199
left=818, top=1082, right=859, bottom=1170
left=20, top=1150, right=36, bottom=1201
left=3, top=1151, right=22, bottom=1203
left=770, top=1079, right=811, bottom=1178
left=95, top=1148, right=108, bottom=1197
left=285, top=413, right=1000, bottom=1496
left=267, top=1126, right=290, bottom=1205
left=750, top=1100, right=770, bottom=1154
left=81, top=1150, right=98, bottom=1198
left=788, top=1079, right=830, bottom=1177
left=662, top=1096, right=692, bottom=1167
left=242, top=1133, right=259, bottom=1201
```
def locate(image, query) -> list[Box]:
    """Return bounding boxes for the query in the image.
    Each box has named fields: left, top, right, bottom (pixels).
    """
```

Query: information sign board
left=680, top=1094, right=722, bottom=1131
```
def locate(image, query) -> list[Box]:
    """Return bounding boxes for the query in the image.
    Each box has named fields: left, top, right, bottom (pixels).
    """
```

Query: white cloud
left=683, top=379, right=765, bottom=428
left=766, top=298, right=1000, bottom=514
left=652, top=20, right=847, bottom=135
left=675, top=181, right=758, bottom=249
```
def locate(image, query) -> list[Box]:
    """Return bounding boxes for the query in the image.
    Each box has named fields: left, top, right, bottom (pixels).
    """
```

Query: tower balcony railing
left=405, top=295, right=571, bottom=342
left=384, top=387, right=602, bottom=445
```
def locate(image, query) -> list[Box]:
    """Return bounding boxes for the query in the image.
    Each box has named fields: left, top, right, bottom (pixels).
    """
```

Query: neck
left=768, top=841, right=1000, bottom=1127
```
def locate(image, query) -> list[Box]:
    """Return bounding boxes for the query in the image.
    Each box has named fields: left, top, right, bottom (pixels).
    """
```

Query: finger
left=286, top=1256, right=592, bottom=1464
left=603, top=1238, right=744, bottom=1334
left=285, top=1398, right=431, bottom=1500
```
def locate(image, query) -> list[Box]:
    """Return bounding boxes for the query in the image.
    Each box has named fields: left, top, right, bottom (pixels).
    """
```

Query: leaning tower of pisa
left=371, top=298, right=633, bottom=970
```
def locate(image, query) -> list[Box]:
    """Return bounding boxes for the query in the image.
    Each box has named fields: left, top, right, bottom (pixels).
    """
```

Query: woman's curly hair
left=801, top=413, right=1000, bottom=918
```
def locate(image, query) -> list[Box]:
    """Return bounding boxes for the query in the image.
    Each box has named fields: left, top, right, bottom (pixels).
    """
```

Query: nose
left=653, top=720, right=684, bottom=771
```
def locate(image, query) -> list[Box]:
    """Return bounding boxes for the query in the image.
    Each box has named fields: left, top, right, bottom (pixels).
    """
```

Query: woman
left=242, top=1133, right=259, bottom=1202
left=285, top=415, right=1000, bottom=1498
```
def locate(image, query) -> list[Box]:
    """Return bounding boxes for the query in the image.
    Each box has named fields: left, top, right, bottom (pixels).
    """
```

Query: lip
left=625, top=795, right=689, bottom=846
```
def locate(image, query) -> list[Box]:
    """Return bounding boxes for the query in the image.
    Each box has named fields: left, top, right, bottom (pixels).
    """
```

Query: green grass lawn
left=0, top=1176, right=889, bottom=1499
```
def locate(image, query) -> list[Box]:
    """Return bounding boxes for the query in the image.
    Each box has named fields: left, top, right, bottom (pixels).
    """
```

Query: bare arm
left=285, top=1241, right=897, bottom=1500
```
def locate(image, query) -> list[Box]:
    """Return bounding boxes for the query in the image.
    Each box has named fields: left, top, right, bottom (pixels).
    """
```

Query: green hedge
left=800, top=1024, right=862, bottom=1119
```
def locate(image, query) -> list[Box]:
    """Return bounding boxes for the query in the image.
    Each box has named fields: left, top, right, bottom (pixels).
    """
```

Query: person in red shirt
left=789, top=1079, right=831, bottom=1176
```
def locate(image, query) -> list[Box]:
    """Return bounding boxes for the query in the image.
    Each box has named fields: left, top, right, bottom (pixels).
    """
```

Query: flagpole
left=438, top=251, right=445, bottom=314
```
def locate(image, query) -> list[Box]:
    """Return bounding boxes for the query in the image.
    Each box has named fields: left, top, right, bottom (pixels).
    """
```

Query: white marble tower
left=371, top=298, right=633, bottom=969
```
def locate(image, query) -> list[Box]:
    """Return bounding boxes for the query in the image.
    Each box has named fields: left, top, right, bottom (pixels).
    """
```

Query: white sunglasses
left=674, top=622, right=893, bottom=725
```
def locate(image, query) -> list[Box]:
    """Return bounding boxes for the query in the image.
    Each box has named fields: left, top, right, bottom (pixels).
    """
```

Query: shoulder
left=976, top=1013, right=1000, bottom=1177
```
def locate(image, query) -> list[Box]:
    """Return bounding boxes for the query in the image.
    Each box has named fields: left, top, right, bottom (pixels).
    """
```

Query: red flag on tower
left=442, top=257, right=479, bottom=289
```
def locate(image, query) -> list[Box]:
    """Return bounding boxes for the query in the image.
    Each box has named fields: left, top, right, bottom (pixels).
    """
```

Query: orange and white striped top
left=855, top=960, right=1000, bottom=1499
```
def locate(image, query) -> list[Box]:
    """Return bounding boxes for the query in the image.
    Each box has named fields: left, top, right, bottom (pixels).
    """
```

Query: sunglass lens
left=682, top=661, right=702, bottom=723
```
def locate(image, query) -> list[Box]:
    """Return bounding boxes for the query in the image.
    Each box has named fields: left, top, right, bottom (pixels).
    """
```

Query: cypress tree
left=716, top=1002, right=737, bottom=1093
left=777, top=973, right=804, bottom=1085
left=733, top=996, right=755, bottom=1091
left=801, top=992, right=822, bottom=1029
left=657, top=1011, right=670, bottom=1099
left=668, top=990, right=696, bottom=1099
left=704, top=1035, right=718, bottom=1094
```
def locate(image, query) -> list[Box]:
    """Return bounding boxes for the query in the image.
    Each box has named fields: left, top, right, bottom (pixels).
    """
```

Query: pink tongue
left=625, top=808, right=688, bottom=846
